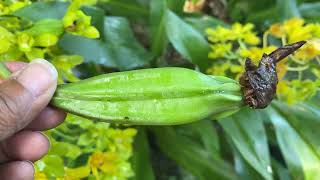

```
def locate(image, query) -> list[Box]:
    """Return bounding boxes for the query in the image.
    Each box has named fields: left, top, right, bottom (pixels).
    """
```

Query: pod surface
left=51, top=67, right=243, bottom=125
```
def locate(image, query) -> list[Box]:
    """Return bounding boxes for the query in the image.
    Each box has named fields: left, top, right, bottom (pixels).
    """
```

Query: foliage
left=1, top=0, right=320, bottom=180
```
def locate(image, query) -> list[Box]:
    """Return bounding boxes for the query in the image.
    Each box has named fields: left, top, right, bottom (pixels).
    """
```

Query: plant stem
left=287, top=65, right=309, bottom=71
left=263, top=31, right=269, bottom=48
left=291, top=56, right=306, bottom=65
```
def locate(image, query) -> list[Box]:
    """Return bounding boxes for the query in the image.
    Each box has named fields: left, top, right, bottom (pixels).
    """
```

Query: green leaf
left=233, top=146, right=264, bottom=180
left=13, top=1, right=68, bottom=22
left=14, top=1, right=105, bottom=35
left=220, top=108, right=272, bottom=180
left=167, top=0, right=185, bottom=15
left=177, top=120, right=221, bottom=159
left=42, top=155, right=65, bottom=177
left=152, top=127, right=237, bottom=180
left=150, top=0, right=168, bottom=56
left=130, top=128, right=155, bottom=180
left=299, top=2, right=320, bottom=19
left=82, top=6, right=105, bottom=36
left=276, top=0, right=301, bottom=20
left=164, top=10, right=211, bottom=71
left=59, top=17, right=153, bottom=70
left=50, top=141, right=82, bottom=159
left=77, top=134, right=94, bottom=146
left=23, top=19, right=64, bottom=36
left=272, top=159, right=291, bottom=180
left=185, top=16, right=228, bottom=35
left=99, top=0, right=149, bottom=19
left=52, top=55, right=83, bottom=83
left=228, top=0, right=275, bottom=23
left=266, top=102, right=320, bottom=180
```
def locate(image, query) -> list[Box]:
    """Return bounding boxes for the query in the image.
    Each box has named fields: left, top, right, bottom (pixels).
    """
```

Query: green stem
left=263, top=31, right=269, bottom=48
left=287, top=65, right=309, bottom=71
left=237, top=39, right=247, bottom=50
left=290, top=56, right=307, bottom=65
left=316, top=56, right=320, bottom=65
left=281, top=35, right=287, bottom=45
left=0, top=62, right=11, bottom=79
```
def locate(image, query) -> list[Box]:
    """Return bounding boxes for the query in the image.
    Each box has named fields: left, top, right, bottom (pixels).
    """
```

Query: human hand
left=0, top=59, right=66, bottom=180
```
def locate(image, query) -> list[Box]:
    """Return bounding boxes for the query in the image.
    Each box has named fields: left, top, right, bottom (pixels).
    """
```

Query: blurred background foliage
left=0, top=0, right=320, bottom=179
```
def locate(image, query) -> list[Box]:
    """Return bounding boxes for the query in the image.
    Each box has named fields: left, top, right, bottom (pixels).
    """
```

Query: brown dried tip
left=239, top=41, right=306, bottom=109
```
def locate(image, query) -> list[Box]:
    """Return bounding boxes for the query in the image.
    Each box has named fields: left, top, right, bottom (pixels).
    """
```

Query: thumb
left=0, top=59, right=57, bottom=140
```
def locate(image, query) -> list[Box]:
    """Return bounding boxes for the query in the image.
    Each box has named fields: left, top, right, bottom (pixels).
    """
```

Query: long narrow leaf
left=220, top=108, right=272, bottom=180
left=164, top=10, right=211, bottom=71
left=266, top=102, right=320, bottom=180
left=152, top=127, right=237, bottom=180
left=130, top=128, right=155, bottom=180
left=150, top=0, right=168, bottom=56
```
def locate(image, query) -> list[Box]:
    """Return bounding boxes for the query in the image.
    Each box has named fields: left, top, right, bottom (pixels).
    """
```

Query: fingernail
left=12, top=59, right=57, bottom=97
left=38, top=131, right=51, bottom=150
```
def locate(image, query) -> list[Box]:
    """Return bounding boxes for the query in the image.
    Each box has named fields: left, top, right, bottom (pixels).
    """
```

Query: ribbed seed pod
left=51, top=67, right=243, bottom=125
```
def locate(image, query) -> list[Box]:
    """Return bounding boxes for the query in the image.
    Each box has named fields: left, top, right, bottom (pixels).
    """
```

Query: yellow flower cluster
left=63, top=0, right=100, bottom=38
left=0, top=19, right=63, bottom=61
left=205, top=22, right=265, bottom=77
left=269, top=18, right=320, bottom=43
left=239, top=46, right=277, bottom=64
left=268, top=18, right=320, bottom=61
left=206, top=18, right=320, bottom=104
left=63, top=128, right=136, bottom=180
left=0, top=0, right=31, bottom=15
left=0, top=0, right=102, bottom=83
left=208, top=43, right=232, bottom=59
left=206, top=23, right=260, bottom=45
left=35, top=128, right=137, bottom=180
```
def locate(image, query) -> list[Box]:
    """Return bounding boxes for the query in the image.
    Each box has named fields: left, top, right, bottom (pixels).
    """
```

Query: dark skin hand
left=0, top=59, right=66, bottom=180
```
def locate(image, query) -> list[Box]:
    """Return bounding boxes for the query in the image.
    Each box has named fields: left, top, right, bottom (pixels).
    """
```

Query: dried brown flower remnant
left=240, top=41, right=306, bottom=109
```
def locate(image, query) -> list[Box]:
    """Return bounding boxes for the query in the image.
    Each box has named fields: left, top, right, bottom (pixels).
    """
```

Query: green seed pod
left=51, top=67, right=243, bottom=125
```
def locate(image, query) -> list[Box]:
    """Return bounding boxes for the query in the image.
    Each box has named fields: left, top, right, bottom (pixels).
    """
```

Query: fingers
left=5, top=62, right=27, bottom=73
left=27, top=107, right=66, bottom=130
left=0, top=131, right=49, bottom=163
left=5, top=62, right=66, bottom=131
left=0, top=59, right=58, bottom=140
left=0, top=161, right=34, bottom=180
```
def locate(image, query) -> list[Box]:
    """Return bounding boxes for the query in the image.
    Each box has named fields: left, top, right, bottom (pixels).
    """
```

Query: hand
left=0, top=59, right=66, bottom=180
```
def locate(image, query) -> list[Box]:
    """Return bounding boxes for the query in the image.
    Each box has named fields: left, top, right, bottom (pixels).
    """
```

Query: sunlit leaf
left=23, top=19, right=64, bottom=36
left=42, top=155, right=65, bottom=177
left=50, top=141, right=82, bottom=159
